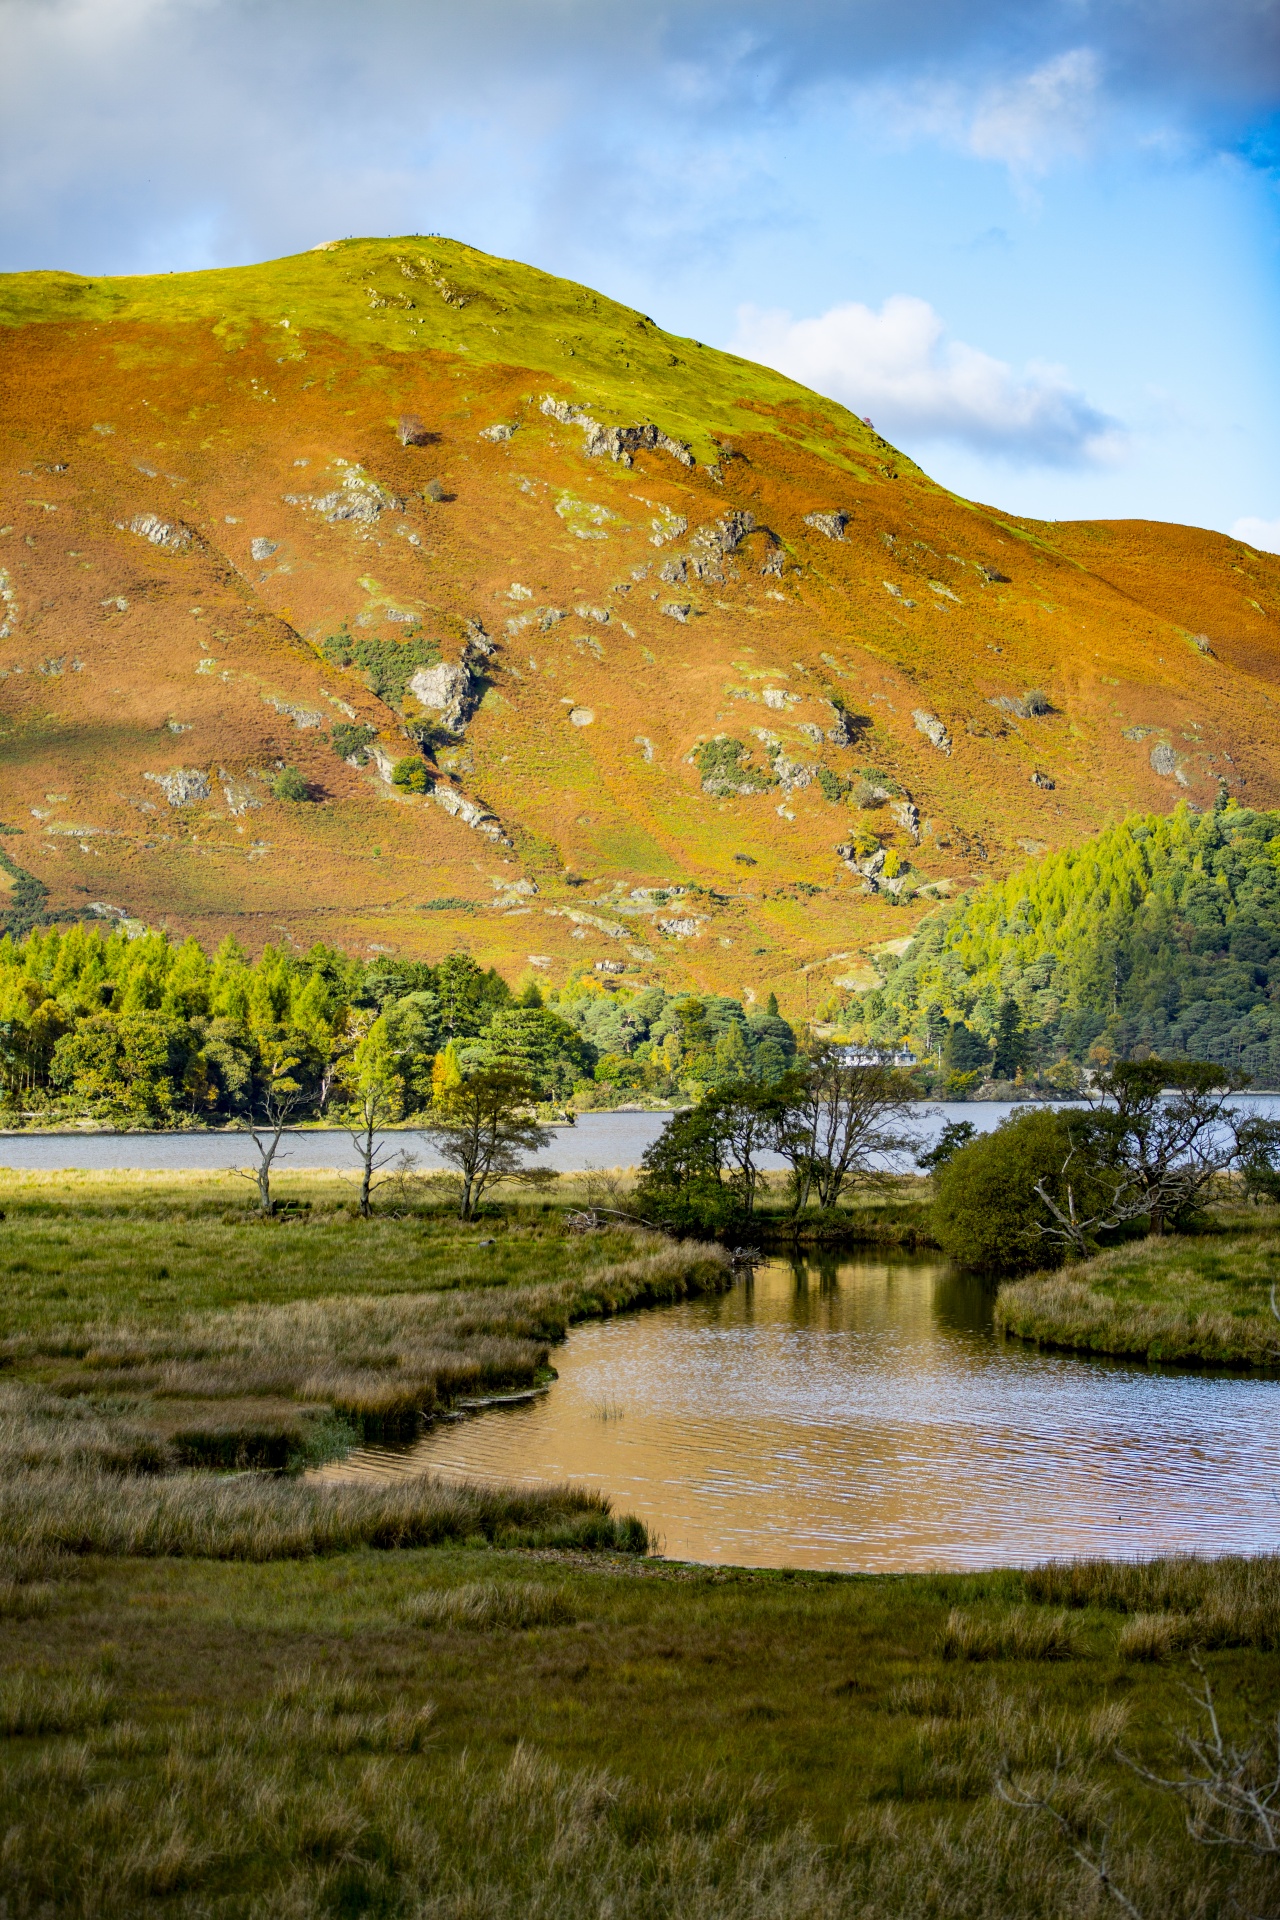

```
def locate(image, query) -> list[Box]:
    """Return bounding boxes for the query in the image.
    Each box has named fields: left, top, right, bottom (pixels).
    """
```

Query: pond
left=316, top=1254, right=1280, bottom=1572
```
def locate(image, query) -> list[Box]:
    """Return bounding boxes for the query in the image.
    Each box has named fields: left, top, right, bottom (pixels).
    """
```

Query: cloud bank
left=731, top=296, right=1127, bottom=467
left=0, top=0, right=1276, bottom=274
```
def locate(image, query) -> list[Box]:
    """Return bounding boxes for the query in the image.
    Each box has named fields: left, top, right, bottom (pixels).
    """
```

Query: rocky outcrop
left=804, top=511, right=848, bottom=541
left=128, top=513, right=194, bottom=551
left=263, top=693, right=324, bottom=728
left=408, top=661, right=475, bottom=732
left=913, top=710, right=952, bottom=755
left=890, top=797, right=921, bottom=839
left=540, top=396, right=694, bottom=468
left=433, top=785, right=510, bottom=844
left=219, top=769, right=261, bottom=816
left=285, top=462, right=399, bottom=527
left=1030, top=770, right=1056, bottom=790
left=144, top=768, right=210, bottom=806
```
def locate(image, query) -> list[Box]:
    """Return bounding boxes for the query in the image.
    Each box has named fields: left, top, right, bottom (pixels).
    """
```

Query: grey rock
left=760, top=547, right=784, bottom=577
left=250, top=537, right=278, bottom=561
left=659, top=558, right=688, bottom=585
left=129, top=513, right=192, bottom=551
left=144, top=768, right=210, bottom=806
left=1031, top=770, right=1056, bottom=790
left=478, top=423, right=515, bottom=441
left=977, top=564, right=1011, bottom=584
left=890, top=797, right=921, bottom=838
left=662, top=603, right=692, bottom=623
left=263, top=693, right=324, bottom=728
left=913, top=710, right=952, bottom=755
left=804, top=511, right=849, bottom=541
left=219, top=769, right=261, bottom=816
left=408, top=661, right=476, bottom=732
left=540, top=395, right=694, bottom=468
left=1150, top=743, right=1179, bottom=778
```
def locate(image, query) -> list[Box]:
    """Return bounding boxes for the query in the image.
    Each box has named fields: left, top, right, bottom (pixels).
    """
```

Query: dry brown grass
left=0, top=1468, right=648, bottom=1561
left=939, top=1607, right=1079, bottom=1662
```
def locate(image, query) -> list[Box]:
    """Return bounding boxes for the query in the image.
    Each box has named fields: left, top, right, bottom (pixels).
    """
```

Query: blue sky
left=2, top=1, right=1277, bottom=545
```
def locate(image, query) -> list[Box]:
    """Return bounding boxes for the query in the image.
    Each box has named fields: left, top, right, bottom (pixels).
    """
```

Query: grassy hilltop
left=2, top=237, right=1280, bottom=1005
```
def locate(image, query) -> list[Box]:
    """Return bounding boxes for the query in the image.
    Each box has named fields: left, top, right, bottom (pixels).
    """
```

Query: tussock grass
left=0, top=1669, right=115, bottom=1736
left=1024, top=1553, right=1280, bottom=1649
left=996, top=1235, right=1280, bottom=1369
left=0, top=1469, right=649, bottom=1561
left=939, top=1606, right=1078, bottom=1662
left=402, top=1578, right=575, bottom=1630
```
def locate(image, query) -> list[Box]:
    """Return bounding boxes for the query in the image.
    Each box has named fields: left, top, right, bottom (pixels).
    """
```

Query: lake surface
left=0, top=1100, right=1109, bottom=1172
left=6, top=1097, right=1278, bottom=1174
left=316, top=1255, right=1280, bottom=1572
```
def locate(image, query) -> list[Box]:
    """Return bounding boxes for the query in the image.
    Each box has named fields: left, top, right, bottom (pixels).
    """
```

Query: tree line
left=857, top=796, right=1280, bottom=1089
left=0, top=923, right=797, bottom=1128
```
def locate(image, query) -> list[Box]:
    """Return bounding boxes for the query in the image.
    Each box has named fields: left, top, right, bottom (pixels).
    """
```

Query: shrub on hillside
left=391, top=757, right=429, bottom=794
left=271, top=766, right=311, bottom=802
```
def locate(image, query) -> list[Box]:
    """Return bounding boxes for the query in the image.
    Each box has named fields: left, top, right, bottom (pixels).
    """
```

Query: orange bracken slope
left=1, top=237, right=1278, bottom=1011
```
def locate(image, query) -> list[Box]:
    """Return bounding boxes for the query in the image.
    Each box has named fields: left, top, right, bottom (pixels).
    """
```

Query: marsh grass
left=939, top=1606, right=1078, bottom=1662
left=0, top=1468, right=648, bottom=1561
left=0, top=1549, right=1277, bottom=1917
left=0, top=1172, right=726, bottom=1557
left=1024, top=1553, right=1280, bottom=1649
left=402, top=1578, right=575, bottom=1630
left=996, top=1232, right=1280, bottom=1369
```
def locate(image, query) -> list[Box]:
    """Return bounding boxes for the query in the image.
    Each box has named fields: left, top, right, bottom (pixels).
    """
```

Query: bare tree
left=346, top=1016, right=402, bottom=1218
left=235, top=1051, right=302, bottom=1216
left=996, top=1757, right=1143, bottom=1919
left=425, top=1067, right=553, bottom=1220
left=1121, top=1660, right=1280, bottom=1862
left=1093, top=1060, right=1248, bottom=1235
left=774, top=1048, right=920, bottom=1213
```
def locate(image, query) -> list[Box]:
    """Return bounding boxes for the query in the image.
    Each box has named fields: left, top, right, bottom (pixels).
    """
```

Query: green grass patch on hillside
left=995, top=1222, right=1280, bottom=1367
left=0, top=237, right=923, bottom=474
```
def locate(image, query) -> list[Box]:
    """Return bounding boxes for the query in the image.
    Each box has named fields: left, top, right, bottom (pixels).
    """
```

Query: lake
left=0, top=1100, right=1097, bottom=1171
left=315, top=1253, right=1280, bottom=1572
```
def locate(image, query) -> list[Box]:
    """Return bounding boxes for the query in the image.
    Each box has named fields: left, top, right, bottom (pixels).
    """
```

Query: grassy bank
left=0, top=1169, right=729, bottom=1551
left=1, top=1545, right=1277, bottom=1917
left=995, top=1221, right=1280, bottom=1368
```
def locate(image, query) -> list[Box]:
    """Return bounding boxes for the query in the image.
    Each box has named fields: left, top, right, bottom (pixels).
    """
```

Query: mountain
left=2, top=237, right=1279, bottom=1014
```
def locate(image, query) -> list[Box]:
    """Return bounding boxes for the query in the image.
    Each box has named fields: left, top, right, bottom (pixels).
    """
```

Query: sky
left=2, top=1, right=1278, bottom=545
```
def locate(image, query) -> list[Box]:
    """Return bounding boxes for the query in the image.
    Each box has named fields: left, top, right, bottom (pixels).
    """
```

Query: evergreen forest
left=861, top=799, right=1280, bottom=1085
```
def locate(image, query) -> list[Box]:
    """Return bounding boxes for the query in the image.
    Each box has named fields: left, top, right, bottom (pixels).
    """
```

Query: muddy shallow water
left=316, top=1255, right=1280, bottom=1572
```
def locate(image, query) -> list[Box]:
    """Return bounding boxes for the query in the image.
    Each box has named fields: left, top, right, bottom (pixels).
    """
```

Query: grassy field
left=995, top=1215, right=1280, bottom=1368
left=2, top=1545, right=1278, bottom=1916
left=2, top=1171, right=1279, bottom=1914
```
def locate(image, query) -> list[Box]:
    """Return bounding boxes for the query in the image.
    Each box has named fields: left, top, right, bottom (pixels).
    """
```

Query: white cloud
left=729, top=295, right=1127, bottom=468
left=876, top=49, right=1106, bottom=180
left=1231, top=516, right=1280, bottom=554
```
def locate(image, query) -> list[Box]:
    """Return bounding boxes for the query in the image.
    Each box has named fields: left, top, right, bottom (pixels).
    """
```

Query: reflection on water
left=316, top=1256, right=1280, bottom=1572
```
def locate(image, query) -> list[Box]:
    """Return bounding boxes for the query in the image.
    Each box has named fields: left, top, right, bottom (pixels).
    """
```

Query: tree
left=916, top=1118, right=977, bottom=1175
left=425, top=1067, right=552, bottom=1219
left=271, top=766, right=310, bottom=801
left=991, top=998, right=1029, bottom=1078
left=932, top=1108, right=1115, bottom=1273
left=774, top=1047, right=919, bottom=1213
left=707, top=1082, right=787, bottom=1217
left=479, top=1005, right=594, bottom=1100
left=634, top=1103, right=736, bottom=1232
left=347, top=1017, right=402, bottom=1218
left=236, top=1049, right=303, bottom=1215
left=1092, top=1059, right=1248, bottom=1234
